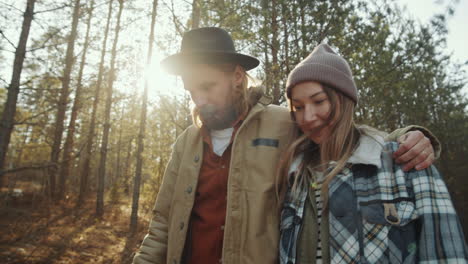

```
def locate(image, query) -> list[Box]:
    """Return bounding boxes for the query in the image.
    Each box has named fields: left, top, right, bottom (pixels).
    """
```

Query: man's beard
left=199, top=103, right=238, bottom=130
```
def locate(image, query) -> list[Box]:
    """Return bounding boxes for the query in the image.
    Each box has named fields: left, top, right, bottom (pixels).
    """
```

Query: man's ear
left=233, top=65, right=245, bottom=86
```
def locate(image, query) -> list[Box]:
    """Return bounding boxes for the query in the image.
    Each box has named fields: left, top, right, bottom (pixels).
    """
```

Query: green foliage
left=108, top=183, right=121, bottom=204
left=138, top=94, right=192, bottom=206
left=20, top=142, right=51, bottom=164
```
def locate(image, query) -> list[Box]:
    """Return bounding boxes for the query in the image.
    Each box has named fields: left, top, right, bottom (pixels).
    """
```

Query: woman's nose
left=303, top=105, right=318, bottom=123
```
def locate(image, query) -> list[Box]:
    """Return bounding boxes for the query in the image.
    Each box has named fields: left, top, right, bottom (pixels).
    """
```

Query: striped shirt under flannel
left=280, top=139, right=468, bottom=264
left=314, top=180, right=323, bottom=264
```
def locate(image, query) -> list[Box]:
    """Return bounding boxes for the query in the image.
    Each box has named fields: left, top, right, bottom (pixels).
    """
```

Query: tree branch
left=34, top=4, right=70, bottom=15
left=28, top=25, right=64, bottom=52
left=0, top=1, right=23, bottom=13
left=0, top=76, right=8, bottom=85
left=0, top=29, right=16, bottom=49
left=2, top=163, right=56, bottom=174
left=0, top=47, right=15, bottom=53
left=27, top=41, right=68, bottom=52
left=14, top=106, right=58, bottom=125
left=1, top=142, right=87, bottom=175
left=162, top=0, right=186, bottom=37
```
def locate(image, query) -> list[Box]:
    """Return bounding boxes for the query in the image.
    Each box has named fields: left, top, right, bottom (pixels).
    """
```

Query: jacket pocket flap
left=360, top=200, right=416, bottom=226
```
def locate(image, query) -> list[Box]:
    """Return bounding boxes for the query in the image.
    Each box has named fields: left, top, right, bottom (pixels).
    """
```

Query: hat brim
left=161, top=51, right=260, bottom=75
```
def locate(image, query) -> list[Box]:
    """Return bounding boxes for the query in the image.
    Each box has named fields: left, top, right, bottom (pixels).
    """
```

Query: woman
left=279, top=44, right=467, bottom=263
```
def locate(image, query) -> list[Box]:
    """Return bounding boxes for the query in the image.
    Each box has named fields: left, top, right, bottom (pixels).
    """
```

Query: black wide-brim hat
left=161, top=27, right=260, bottom=75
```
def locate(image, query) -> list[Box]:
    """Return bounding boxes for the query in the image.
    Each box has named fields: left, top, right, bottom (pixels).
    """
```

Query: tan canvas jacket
left=134, top=94, right=295, bottom=264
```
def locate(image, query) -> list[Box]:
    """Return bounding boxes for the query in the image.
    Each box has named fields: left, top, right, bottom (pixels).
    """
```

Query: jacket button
left=186, top=186, right=193, bottom=194
left=179, top=222, right=184, bottom=230
left=194, top=155, right=200, bottom=163
left=386, top=215, right=399, bottom=223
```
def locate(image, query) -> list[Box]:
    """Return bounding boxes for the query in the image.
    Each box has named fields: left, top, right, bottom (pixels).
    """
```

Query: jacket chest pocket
left=241, top=137, right=282, bottom=192
left=359, top=200, right=418, bottom=263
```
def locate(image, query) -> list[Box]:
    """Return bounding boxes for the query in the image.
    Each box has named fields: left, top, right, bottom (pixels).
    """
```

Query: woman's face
left=291, top=81, right=332, bottom=144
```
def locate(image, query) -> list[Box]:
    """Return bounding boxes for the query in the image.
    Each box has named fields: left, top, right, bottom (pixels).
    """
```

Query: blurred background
left=0, top=0, right=467, bottom=263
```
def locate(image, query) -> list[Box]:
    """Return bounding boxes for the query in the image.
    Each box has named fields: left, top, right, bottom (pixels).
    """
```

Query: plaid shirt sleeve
left=279, top=186, right=308, bottom=264
left=405, top=159, right=468, bottom=262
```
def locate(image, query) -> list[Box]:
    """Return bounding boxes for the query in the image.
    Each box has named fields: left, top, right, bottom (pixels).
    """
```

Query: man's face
left=182, top=64, right=243, bottom=130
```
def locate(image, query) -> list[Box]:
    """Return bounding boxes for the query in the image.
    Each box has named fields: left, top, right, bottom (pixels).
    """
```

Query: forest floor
left=0, top=189, right=150, bottom=264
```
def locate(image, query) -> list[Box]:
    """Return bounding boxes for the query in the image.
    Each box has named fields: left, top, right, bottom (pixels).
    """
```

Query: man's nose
left=191, top=93, right=208, bottom=107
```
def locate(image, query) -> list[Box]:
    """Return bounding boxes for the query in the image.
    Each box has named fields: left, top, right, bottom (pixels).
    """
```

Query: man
left=133, top=27, right=437, bottom=264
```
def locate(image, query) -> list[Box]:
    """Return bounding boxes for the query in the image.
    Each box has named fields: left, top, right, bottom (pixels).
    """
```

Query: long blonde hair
left=278, top=84, right=360, bottom=209
left=192, top=63, right=250, bottom=128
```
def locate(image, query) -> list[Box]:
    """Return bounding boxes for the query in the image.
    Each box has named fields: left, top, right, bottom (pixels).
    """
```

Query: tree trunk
left=281, top=1, right=290, bottom=76
left=77, top=0, right=114, bottom=208
left=12, top=125, right=30, bottom=171
left=96, top=0, right=125, bottom=218
left=130, top=0, right=158, bottom=234
left=191, top=0, right=200, bottom=29
left=114, top=106, right=124, bottom=186
left=123, top=137, right=134, bottom=195
left=49, top=0, right=81, bottom=199
left=270, top=0, right=280, bottom=105
left=260, top=1, right=271, bottom=97
left=299, top=0, right=308, bottom=58
left=0, top=0, right=36, bottom=187
left=59, top=0, right=95, bottom=200
left=130, top=0, right=159, bottom=234
left=292, top=0, right=300, bottom=56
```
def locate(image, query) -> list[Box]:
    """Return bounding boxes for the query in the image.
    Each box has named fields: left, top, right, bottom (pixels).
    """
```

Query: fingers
left=394, top=131, right=435, bottom=171
left=393, top=130, right=425, bottom=161
left=392, top=133, right=410, bottom=158
left=396, top=135, right=430, bottom=164
left=415, top=152, right=435, bottom=171
left=402, top=145, right=434, bottom=171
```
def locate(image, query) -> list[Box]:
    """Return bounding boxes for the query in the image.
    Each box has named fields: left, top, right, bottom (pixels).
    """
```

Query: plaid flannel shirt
left=280, top=135, right=468, bottom=264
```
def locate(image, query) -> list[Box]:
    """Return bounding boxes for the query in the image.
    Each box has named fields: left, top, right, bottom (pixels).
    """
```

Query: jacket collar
left=248, top=85, right=271, bottom=106
left=290, top=133, right=385, bottom=174
left=347, top=134, right=384, bottom=168
left=238, top=86, right=271, bottom=128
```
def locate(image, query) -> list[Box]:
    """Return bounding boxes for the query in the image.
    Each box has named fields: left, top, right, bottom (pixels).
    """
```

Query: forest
left=0, top=0, right=467, bottom=263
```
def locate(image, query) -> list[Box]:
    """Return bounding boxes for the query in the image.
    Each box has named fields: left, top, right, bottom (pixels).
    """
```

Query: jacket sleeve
left=133, top=136, right=183, bottom=264
left=385, top=125, right=441, bottom=159
left=408, top=165, right=468, bottom=262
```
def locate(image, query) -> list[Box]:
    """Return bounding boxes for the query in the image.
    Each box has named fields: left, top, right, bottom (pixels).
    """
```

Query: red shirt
left=186, top=118, right=243, bottom=264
